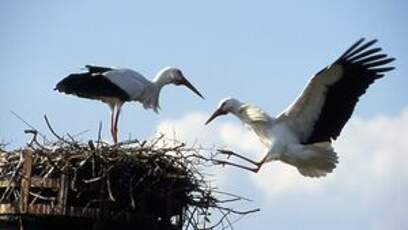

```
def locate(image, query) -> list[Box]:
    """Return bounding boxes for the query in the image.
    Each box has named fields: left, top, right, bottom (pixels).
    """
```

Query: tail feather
left=285, top=142, right=338, bottom=178
left=297, top=168, right=329, bottom=178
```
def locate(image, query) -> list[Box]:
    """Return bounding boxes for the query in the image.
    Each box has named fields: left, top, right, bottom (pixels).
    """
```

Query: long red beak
left=205, top=108, right=227, bottom=125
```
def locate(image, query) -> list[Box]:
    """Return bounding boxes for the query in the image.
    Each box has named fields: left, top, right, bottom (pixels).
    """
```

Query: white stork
left=205, top=38, right=395, bottom=177
left=55, top=66, right=204, bottom=144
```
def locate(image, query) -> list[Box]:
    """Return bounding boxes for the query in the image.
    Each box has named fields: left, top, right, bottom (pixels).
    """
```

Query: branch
left=44, top=115, right=74, bottom=145
left=11, top=110, right=48, bottom=142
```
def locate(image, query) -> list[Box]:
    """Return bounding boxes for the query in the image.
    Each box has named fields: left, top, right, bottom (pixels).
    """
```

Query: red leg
left=111, top=111, right=115, bottom=142
left=112, top=104, right=122, bottom=144
left=213, top=150, right=268, bottom=173
left=217, top=149, right=259, bottom=165
left=109, top=105, right=116, bottom=144
left=212, top=159, right=262, bottom=173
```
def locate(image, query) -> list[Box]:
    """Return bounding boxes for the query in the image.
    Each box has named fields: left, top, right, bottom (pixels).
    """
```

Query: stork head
left=205, top=97, right=242, bottom=125
left=159, top=67, right=204, bottom=99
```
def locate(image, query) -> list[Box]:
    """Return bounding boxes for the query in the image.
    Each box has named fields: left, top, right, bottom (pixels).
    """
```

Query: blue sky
left=1, top=1, right=407, bottom=229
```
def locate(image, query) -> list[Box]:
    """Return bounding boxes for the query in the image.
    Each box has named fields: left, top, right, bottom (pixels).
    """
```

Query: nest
left=0, top=117, right=259, bottom=230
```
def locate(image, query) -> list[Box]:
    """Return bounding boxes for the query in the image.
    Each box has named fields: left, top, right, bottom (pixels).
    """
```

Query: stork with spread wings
left=206, top=38, right=395, bottom=177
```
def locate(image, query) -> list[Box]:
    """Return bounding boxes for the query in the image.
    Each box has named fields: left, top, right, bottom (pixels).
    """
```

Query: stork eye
left=176, top=70, right=183, bottom=76
left=173, top=70, right=184, bottom=85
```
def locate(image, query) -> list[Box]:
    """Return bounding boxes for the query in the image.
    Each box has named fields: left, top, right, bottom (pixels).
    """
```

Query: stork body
left=56, top=66, right=204, bottom=144
left=206, top=38, right=395, bottom=177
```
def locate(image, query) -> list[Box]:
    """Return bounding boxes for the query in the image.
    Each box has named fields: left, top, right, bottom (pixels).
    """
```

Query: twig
left=213, top=191, right=253, bottom=202
left=96, top=121, right=102, bottom=149
left=106, top=172, right=115, bottom=202
left=44, top=115, right=73, bottom=145
left=25, top=129, right=50, bottom=151
left=28, top=191, right=56, bottom=202
left=66, top=133, right=77, bottom=143
left=11, top=110, right=48, bottom=141
left=72, top=129, right=90, bottom=138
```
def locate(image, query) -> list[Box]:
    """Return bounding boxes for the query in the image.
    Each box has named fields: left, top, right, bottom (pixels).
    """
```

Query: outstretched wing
left=102, top=69, right=151, bottom=101
left=55, top=66, right=149, bottom=102
left=279, top=38, right=395, bottom=144
left=55, top=72, right=131, bottom=101
left=239, top=104, right=272, bottom=123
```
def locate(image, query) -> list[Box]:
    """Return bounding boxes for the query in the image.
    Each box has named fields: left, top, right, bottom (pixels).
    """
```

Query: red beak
left=205, top=108, right=227, bottom=125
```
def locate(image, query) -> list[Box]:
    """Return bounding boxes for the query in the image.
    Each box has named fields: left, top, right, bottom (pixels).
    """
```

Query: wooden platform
left=0, top=150, right=182, bottom=230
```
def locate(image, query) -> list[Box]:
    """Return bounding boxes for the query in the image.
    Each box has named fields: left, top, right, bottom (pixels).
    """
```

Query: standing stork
left=55, top=66, right=204, bottom=144
left=205, top=38, right=395, bottom=177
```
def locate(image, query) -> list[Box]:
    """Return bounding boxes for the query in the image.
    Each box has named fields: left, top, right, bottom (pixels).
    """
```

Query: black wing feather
left=354, top=54, right=387, bottom=64
left=55, top=72, right=130, bottom=101
left=339, top=38, right=365, bottom=58
left=343, top=39, right=378, bottom=59
left=364, top=58, right=395, bottom=68
left=348, top=48, right=382, bottom=62
left=303, top=38, right=395, bottom=144
left=85, top=65, right=113, bottom=74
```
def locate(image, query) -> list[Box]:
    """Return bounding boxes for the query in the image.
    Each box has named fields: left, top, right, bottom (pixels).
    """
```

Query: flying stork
left=55, top=65, right=204, bottom=144
left=205, top=38, right=395, bottom=177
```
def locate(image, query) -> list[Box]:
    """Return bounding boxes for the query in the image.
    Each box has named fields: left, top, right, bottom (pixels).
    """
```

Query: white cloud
left=154, top=112, right=216, bottom=146
left=336, top=109, right=408, bottom=178
left=152, top=108, right=408, bottom=229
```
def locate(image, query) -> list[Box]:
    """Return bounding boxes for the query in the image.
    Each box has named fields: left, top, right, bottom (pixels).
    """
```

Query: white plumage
left=205, top=38, right=395, bottom=177
left=103, top=69, right=151, bottom=101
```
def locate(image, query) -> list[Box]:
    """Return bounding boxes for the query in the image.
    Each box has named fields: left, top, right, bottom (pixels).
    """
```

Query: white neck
left=139, top=68, right=173, bottom=113
left=152, top=68, right=173, bottom=88
left=233, top=104, right=275, bottom=141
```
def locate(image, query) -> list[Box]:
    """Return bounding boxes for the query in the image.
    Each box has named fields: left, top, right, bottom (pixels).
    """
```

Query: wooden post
left=20, top=150, right=33, bottom=214
left=57, top=174, right=69, bottom=215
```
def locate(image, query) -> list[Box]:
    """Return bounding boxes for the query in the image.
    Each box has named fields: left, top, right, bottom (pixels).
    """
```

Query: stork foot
left=213, top=149, right=267, bottom=173
left=212, top=159, right=262, bottom=173
left=217, top=149, right=259, bottom=166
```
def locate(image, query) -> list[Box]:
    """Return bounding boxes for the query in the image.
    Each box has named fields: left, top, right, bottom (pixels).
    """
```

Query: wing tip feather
left=338, top=38, right=395, bottom=75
